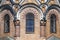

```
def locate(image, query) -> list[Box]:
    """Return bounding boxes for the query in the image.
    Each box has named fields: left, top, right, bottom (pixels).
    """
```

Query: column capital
left=14, top=20, right=20, bottom=26
left=40, top=19, right=46, bottom=26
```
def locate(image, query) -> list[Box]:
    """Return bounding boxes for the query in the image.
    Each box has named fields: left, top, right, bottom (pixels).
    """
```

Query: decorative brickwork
left=0, top=10, right=15, bottom=37
left=0, top=0, right=60, bottom=40
left=46, top=9, right=60, bottom=38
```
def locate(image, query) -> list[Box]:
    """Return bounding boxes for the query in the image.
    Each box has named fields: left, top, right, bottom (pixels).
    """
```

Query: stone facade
left=0, top=0, right=60, bottom=40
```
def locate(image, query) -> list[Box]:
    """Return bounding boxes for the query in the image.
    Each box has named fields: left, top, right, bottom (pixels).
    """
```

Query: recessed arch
left=45, top=9, right=60, bottom=38
left=0, top=6, right=15, bottom=37
left=46, top=9, right=59, bottom=20
left=0, top=4, right=16, bottom=16
left=18, top=4, right=42, bottom=37
left=44, top=4, right=60, bottom=19
left=17, top=4, right=43, bottom=20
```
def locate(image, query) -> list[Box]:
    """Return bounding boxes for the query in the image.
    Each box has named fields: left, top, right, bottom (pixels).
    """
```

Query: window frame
left=4, top=14, right=10, bottom=33
left=50, top=14, right=56, bottom=33
left=26, top=13, right=34, bottom=34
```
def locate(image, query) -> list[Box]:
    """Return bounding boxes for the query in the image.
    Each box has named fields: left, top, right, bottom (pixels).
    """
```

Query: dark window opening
left=50, top=14, right=56, bottom=33
left=4, top=14, right=10, bottom=33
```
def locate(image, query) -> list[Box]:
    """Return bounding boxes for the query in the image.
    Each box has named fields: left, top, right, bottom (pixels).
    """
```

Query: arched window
left=50, top=14, right=56, bottom=33
left=26, top=13, right=34, bottom=33
left=4, top=14, right=10, bottom=33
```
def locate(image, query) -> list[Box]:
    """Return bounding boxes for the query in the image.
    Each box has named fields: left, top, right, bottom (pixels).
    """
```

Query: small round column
left=40, top=19, right=46, bottom=37
left=14, top=20, right=20, bottom=40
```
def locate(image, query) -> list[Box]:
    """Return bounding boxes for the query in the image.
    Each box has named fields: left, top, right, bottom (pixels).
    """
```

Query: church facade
left=0, top=0, right=60, bottom=40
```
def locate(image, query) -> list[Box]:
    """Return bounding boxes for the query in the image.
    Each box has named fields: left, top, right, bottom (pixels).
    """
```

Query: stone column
left=14, top=20, right=20, bottom=40
left=40, top=19, right=46, bottom=38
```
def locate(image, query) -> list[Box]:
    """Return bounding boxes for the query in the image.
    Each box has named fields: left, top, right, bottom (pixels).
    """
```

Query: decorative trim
left=40, top=19, right=46, bottom=26
left=46, top=9, right=59, bottom=20
left=36, top=0, right=48, bottom=4
left=17, top=3, right=43, bottom=20
left=19, top=0, right=25, bottom=5
left=0, top=4, right=16, bottom=16
left=40, top=3, right=48, bottom=13
left=10, top=0, right=25, bottom=5
left=44, top=4, right=60, bottom=20
left=36, top=0, right=40, bottom=5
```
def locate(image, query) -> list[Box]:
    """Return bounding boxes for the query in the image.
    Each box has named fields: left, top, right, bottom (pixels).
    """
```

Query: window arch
left=50, top=14, right=56, bottom=33
left=4, top=14, right=10, bottom=33
left=26, top=13, right=34, bottom=33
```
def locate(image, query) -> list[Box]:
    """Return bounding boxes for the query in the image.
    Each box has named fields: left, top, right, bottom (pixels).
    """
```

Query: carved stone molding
left=40, top=19, right=46, bottom=26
